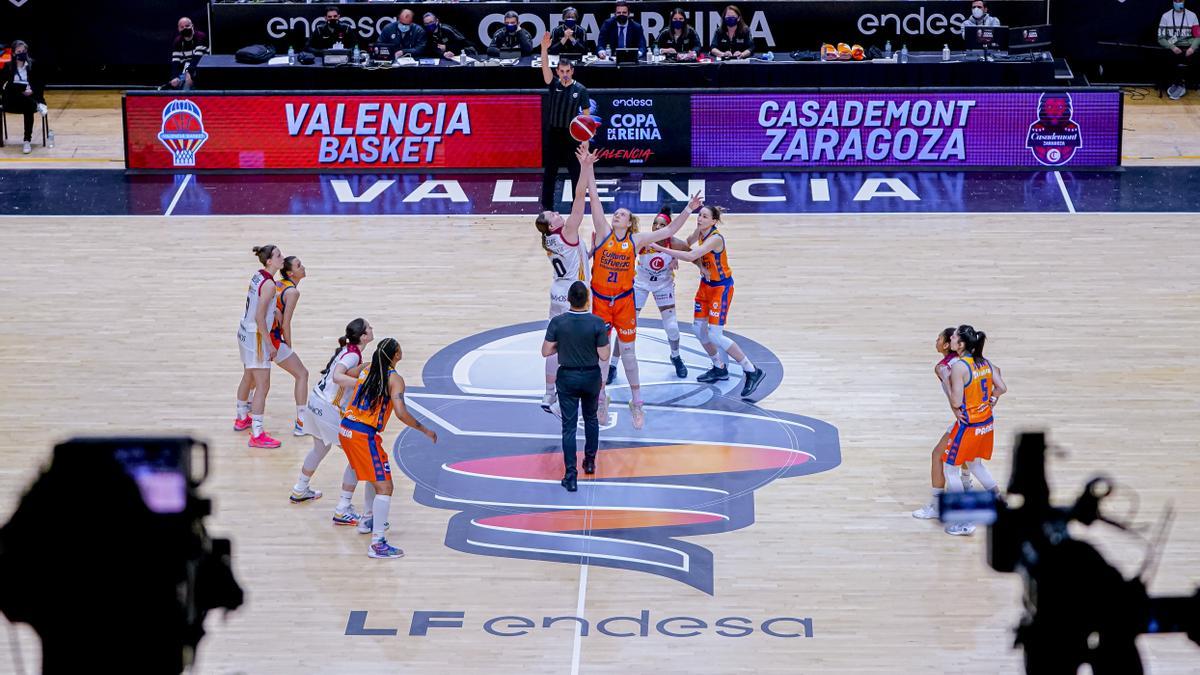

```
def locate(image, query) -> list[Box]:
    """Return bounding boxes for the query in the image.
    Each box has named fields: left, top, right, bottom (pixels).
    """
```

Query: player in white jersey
left=609, top=206, right=690, bottom=382
left=291, top=318, right=375, bottom=526
left=534, top=143, right=596, bottom=415
left=235, top=245, right=284, bottom=449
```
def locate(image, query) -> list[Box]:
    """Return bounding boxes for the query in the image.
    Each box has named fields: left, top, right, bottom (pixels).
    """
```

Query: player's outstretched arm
left=636, top=191, right=701, bottom=248
left=389, top=373, right=437, bottom=443
left=565, top=143, right=594, bottom=236
left=587, top=153, right=612, bottom=241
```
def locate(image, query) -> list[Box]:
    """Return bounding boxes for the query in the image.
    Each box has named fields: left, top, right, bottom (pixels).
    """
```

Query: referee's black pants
left=556, top=366, right=601, bottom=478
left=541, top=126, right=583, bottom=211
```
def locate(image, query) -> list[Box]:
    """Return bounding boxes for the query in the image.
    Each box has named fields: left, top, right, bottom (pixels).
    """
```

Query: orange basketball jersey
left=343, top=369, right=396, bottom=432
left=269, top=278, right=297, bottom=349
left=697, top=227, right=733, bottom=283
left=957, top=356, right=994, bottom=424
left=591, top=230, right=637, bottom=300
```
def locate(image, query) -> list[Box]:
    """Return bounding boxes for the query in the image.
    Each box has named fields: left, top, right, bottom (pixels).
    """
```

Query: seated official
left=308, top=6, right=359, bottom=53
left=1, top=40, right=47, bottom=155
left=656, top=7, right=701, bottom=61
left=710, top=4, right=754, bottom=59
left=1158, top=0, right=1199, bottom=99
left=169, top=16, right=207, bottom=91
left=377, top=9, right=427, bottom=58
left=962, top=0, right=1002, bottom=28
left=423, top=12, right=473, bottom=59
left=488, top=11, right=533, bottom=58
left=549, top=7, right=585, bottom=55
left=597, top=1, right=647, bottom=60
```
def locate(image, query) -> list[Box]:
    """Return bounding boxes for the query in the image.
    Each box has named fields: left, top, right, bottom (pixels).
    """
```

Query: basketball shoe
left=248, top=432, right=281, bottom=448
left=233, top=416, right=252, bottom=432
left=289, top=487, right=322, bottom=503
left=368, top=539, right=405, bottom=559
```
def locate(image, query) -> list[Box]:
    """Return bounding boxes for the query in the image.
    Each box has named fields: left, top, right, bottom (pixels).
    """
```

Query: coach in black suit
left=596, top=1, right=647, bottom=60
left=542, top=281, right=610, bottom=492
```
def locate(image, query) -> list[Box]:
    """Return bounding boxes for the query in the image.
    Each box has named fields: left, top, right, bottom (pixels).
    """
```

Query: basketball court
left=0, top=93, right=1198, bottom=674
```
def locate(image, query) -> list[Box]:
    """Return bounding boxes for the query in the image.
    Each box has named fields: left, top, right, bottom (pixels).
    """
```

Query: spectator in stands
left=962, top=1, right=1001, bottom=28
left=378, top=9, right=427, bottom=58
left=710, top=5, right=754, bottom=60
left=169, top=17, right=208, bottom=91
left=549, top=7, right=585, bottom=55
left=423, top=11, right=473, bottom=60
left=656, top=8, right=701, bottom=61
left=597, top=1, right=647, bottom=60
left=308, top=6, right=358, bottom=53
left=1158, top=0, right=1199, bottom=99
left=1, top=40, right=47, bottom=155
left=488, top=11, right=534, bottom=58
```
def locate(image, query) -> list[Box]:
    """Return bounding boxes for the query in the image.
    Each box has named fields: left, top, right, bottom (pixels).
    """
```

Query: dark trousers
left=1160, top=49, right=1196, bottom=90
left=3, top=84, right=35, bottom=142
left=556, top=366, right=601, bottom=477
left=541, top=126, right=583, bottom=210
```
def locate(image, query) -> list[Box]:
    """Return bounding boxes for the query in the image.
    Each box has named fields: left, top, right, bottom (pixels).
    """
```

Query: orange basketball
left=570, top=115, right=600, bottom=143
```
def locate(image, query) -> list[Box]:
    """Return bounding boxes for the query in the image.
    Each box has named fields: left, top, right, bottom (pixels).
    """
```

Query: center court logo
left=157, top=99, right=209, bottom=167
left=394, top=321, right=841, bottom=594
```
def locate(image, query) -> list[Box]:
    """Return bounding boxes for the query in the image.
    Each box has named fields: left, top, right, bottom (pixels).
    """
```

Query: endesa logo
left=857, top=9, right=968, bottom=36
left=393, top=321, right=841, bottom=595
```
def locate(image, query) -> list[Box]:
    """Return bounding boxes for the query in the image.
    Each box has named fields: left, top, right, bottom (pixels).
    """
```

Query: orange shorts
left=694, top=281, right=734, bottom=326
left=592, top=289, right=636, bottom=343
left=339, top=420, right=392, bottom=482
left=942, top=418, right=994, bottom=466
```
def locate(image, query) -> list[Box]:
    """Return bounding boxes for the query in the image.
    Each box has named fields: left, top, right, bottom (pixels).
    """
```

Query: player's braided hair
left=359, top=338, right=400, bottom=413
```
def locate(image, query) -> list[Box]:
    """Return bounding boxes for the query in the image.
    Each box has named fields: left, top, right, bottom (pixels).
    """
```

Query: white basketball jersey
left=545, top=229, right=588, bottom=284
left=313, top=347, right=362, bottom=409
left=636, top=246, right=675, bottom=288
left=239, top=270, right=276, bottom=335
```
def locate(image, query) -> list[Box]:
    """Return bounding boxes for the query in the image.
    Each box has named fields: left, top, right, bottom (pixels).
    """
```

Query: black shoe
left=606, top=364, right=617, bottom=385
left=696, top=365, right=729, bottom=383
left=582, top=457, right=596, bottom=475
left=561, top=473, right=578, bottom=492
left=671, top=355, right=688, bottom=378
left=740, top=367, right=766, bottom=399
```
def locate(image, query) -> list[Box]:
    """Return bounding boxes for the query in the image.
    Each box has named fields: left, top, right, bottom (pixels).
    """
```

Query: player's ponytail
left=535, top=213, right=554, bottom=254
left=252, top=245, right=279, bottom=266
left=955, top=325, right=987, bottom=365
left=322, top=318, right=369, bottom=376
left=358, top=338, right=399, bottom=413
left=971, top=330, right=988, bottom=364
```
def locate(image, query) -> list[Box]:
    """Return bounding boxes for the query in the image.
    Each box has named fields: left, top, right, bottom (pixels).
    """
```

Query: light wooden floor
left=0, top=88, right=1198, bottom=167
left=0, top=213, right=1197, bottom=673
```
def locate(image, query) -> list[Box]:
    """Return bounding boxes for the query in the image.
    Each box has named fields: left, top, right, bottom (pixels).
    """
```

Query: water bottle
left=352, top=44, right=361, bottom=65
left=942, top=44, right=951, bottom=61
left=652, top=44, right=660, bottom=63
left=287, top=46, right=296, bottom=65
left=899, top=44, right=909, bottom=64
left=764, top=51, right=775, bottom=62
left=884, top=40, right=892, bottom=58
left=47, top=130, right=55, bottom=149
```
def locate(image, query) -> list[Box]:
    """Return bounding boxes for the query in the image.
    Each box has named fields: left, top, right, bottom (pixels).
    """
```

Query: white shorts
left=549, top=279, right=573, bottom=318
left=303, top=396, right=343, bottom=447
left=274, top=341, right=295, bottom=363
left=633, top=283, right=675, bottom=312
left=237, top=327, right=273, bottom=369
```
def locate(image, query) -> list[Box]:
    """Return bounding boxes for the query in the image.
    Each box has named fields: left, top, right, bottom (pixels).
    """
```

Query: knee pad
left=660, top=307, right=680, bottom=340
left=709, top=324, right=734, bottom=351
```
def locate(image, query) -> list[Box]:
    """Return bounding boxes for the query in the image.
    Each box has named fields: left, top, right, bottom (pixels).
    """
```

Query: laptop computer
left=615, top=48, right=640, bottom=64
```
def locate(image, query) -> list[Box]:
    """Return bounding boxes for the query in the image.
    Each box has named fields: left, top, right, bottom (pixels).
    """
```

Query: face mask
left=564, top=19, right=576, bottom=28
left=616, top=15, right=629, bottom=25
left=181, top=27, right=193, bottom=38
left=1174, top=2, right=1184, bottom=10
left=505, top=23, right=518, bottom=33
left=426, top=23, right=438, bottom=33
left=15, top=52, right=27, bottom=62
left=724, top=16, right=738, bottom=27
left=671, top=20, right=684, bottom=30
left=398, top=23, right=411, bottom=33
left=972, top=7, right=984, bottom=18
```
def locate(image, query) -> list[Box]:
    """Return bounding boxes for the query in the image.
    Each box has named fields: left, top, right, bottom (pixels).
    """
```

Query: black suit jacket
left=597, top=17, right=647, bottom=55
left=378, top=22, right=427, bottom=57
left=1, top=61, right=45, bottom=105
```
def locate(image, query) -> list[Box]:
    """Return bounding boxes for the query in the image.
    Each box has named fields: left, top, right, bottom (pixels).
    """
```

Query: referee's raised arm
left=541, top=31, right=553, bottom=85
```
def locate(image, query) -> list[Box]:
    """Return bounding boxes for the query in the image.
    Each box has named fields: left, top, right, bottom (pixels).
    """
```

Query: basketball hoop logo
left=157, top=99, right=209, bottom=167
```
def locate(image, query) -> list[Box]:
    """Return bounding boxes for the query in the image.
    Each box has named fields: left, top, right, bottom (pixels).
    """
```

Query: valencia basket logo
left=394, top=321, right=841, bottom=594
left=157, top=99, right=209, bottom=167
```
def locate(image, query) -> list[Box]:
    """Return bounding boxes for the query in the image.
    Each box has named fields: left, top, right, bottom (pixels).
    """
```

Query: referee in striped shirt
left=540, top=31, right=591, bottom=210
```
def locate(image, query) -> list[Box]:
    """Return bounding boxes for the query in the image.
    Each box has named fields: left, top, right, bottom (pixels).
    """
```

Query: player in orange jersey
left=652, top=205, right=765, bottom=400
left=235, top=245, right=284, bottom=448
left=535, top=144, right=596, bottom=416
left=941, top=324, right=1006, bottom=536
left=586, top=158, right=699, bottom=428
left=912, top=327, right=974, bottom=520
left=270, top=256, right=310, bottom=436
left=340, top=337, right=437, bottom=559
